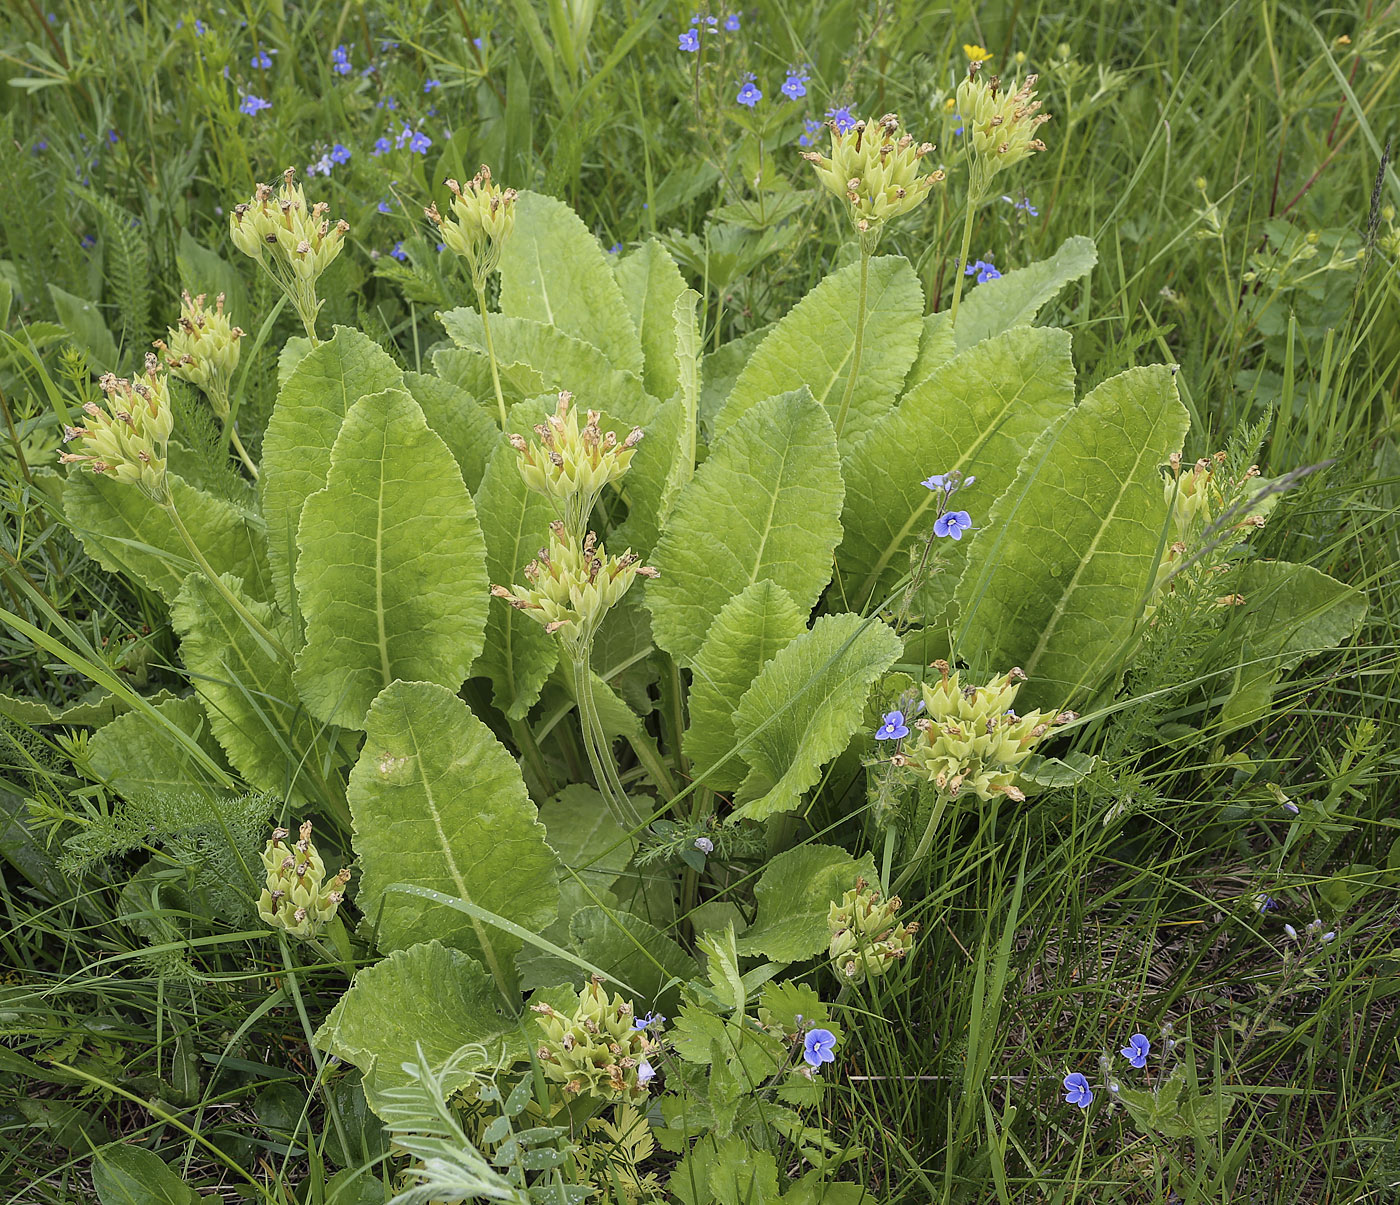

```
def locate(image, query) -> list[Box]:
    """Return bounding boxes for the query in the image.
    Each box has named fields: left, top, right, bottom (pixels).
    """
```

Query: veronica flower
left=637, top=1059, right=656, bottom=1085
left=799, top=118, right=823, bottom=148
left=251, top=50, right=272, bottom=69
left=371, top=137, right=391, bottom=156
left=377, top=199, right=393, bottom=214
left=736, top=73, right=762, bottom=107
left=331, top=44, right=352, bottom=75
left=964, top=258, right=1001, bottom=283
left=1062, top=1072, right=1093, bottom=1108
left=825, top=105, right=857, bottom=133
left=724, top=13, right=740, bottom=30
left=330, top=143, right=351, bottom=164
left=424, top=78, right=441, bottom=92
left=407, top=129, right=432, bottom=154
left=934, top=510, right=972, bottom=540
left=679, top=28, right=699, bottom=52
left=803, top=1028, right=837, bottom=1069
left=239, top=94, right=271, bottom=115
left=1120, top=1033, right=1150, bottom=1069
left=390, top=242, right=408, bottom=261
left=875, top=711, right=909, bottom=741
left=781, top=65, right=810, bottom=101
left=1002, top=194, right=1040, bottom=216
left=633, top=1011, right=666, bottom=1031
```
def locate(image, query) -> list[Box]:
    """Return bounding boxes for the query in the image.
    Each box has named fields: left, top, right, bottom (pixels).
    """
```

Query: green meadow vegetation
left=0, top=2, right=1396, bottom=1201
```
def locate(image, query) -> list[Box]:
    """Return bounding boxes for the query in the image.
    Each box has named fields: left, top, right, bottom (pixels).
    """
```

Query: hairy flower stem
left=832, top=241, right=873, bottom=443
left=572, top=647, right=646, bottom=831
left=476, top=286, right=508, bottom=428
left=891, top=789, right=951, bottom=895
left=947, top=187, right=980, bottom=330
left=162, top=499, right=291, bottom=662
left=208, top=383, right=260, bottom=478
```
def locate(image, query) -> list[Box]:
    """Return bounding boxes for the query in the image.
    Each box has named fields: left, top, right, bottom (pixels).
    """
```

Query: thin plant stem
left=832, top=241, right=872, bottom=443
left=892, top=789, right=950, bottom=895
left=162, top=497, right=290, bottom=662
left=947, top=188, right=979, bottom=329
left=228, top=425, right=260, bottom=478
left=208, top=382, right=260, bottom=478
left=509, top=714, right=557, bottom=799
left=572, top=647, right=646, bottom=831
left=477, top=285, right=508, bottom=427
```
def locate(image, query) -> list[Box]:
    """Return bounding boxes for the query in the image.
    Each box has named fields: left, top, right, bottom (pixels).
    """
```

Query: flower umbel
left=531, top=978, right=658, bottom=1103
left=257, top=821, right=352, bottom=939
left=59, top=354, right=174, bottom=499
left=828, top=878, right=918, bottom=985
left=954, top=68, right=1051, bottom=193
left=154, top=291, right=244, bottom=419
left=425, top=164, right=518, bottom=292
left=801, top=111, right=943, bottom=236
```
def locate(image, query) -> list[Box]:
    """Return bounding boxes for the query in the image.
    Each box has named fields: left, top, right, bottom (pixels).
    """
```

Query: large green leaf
left=1217, top=560, right=1367, bottom=732
left=259, top=326, right=403, bottom=615
left=498, top=190, right=643, bottom=376
left=952, top=235, right=1097, bottom=353
left=614, top=238, right=691, bottom=402
left=403, top=370, right=497, bottom=494
left=735, top=844, right=876, bottom=963
left=172, top=573, right=333, bottom=803
left=348, top=680, right=559, bottom=969
left=86, top=696, right=227, bottom=799
left=838, top=328, right=1076, bottom=611
left=957, top=365, right=1188, bottom=707
left=65, top=471, right=269, bottom=604
left=646, top=389, right=843, bottom=666
left=714, top=256, right=923, bottom=450
left=439, top=309, right=656, bottom=427
left=315, top=940, right=530, bottom=1109
left=684, top=581, right=808, bottom=791
left=472, top=398, right=559, bottom=719
left=731, top=614, right=902, bottom=822
left=293, top=389, right=488, bottom=729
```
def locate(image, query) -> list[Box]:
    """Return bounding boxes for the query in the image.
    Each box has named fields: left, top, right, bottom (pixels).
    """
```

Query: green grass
left=1, top=0, right=1397, bottom=1201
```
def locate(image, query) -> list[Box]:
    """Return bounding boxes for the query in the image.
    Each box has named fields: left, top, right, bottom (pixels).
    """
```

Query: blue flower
left=377, top=96, right=399, bottom=111
left=952, top=115, right=964, bottom=136
left=390, top=242, right=408, bottom=261
left=107, top=129, right=120, bottom=144
left=826, top=105, right=857, bottom=133
left=424, top=78, right=440, bottom=91
left=33, top=140, right=47, bottom=152
left=678, top=28, right=699, bottom=52
left=80, top=234, right=96, bottom=250
left=724, top=13, right=740, bottom=30
left=436, top=241, right=446, bottom=252
left=331, top=44, right=352, bottom=75
left=637, top=1059, right=656, bottom=1085
left=251, top=50, right=272, bottom=69
left=607, top=242, right=622, bottom=254
left=239, top=94, right=271, bottom=115
left=799, top=118, right=823, bottom=147
left=330, top=143, right=352, bottom=164
left=780, top=65, right=810, bottom=101
left=875, top=711, right=909, bottom=741
left=934, top=510, right=972, bottom=540
left=922, top=474, right=950, bottom=493
left=963, top=258, right=1001, bottom=283
left=194, top=18, right=207, bottom=34
left=1120, top=1034, right=1150, bottom=1069
left=803, top=1028, right=837, bottom=1069
left=378, top=199, right=393, bottom=214
left=1002, top=195, right=1039, bottom=216
left=1063, top=1072, right=1093, bottom=1108
left=694, top=836, right=714, bottom=854
left=736, top=73, right=762, bottom=107
left=407, top=129, right=432, bottom=154
left=371, top=137, right=391, bottom=156
left=633, top=1011, right=666, bottom=1031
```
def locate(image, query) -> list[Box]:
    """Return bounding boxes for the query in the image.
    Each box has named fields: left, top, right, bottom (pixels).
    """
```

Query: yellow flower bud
left=58, top=354, right=174, bottom=501
left=155, top=291, right=244, bottom=418
left=801, top=113, right=943, bottom=236
left=828, top=878, right=918, bottom=985
left=256, top=821, right=352, bottom=939
left=953, top=68, right=1051, bottom=194
left=426, top=164, right=518, bottom=291
left=530, top=978, right=655, bottom=1104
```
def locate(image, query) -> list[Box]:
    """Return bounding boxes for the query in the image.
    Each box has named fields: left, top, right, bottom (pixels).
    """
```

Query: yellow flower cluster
left=954, top=69, right=1051, bottom=189
left=154, top=291, right=244, bottom=417
left=256, top=821, right=352, bottom=939
left=59, top=354, right=174, bottom=498
left=801, top=113, right=943, bottom=235
left=531, top=979, right=657, bottom=1104
left=425, top=164, right=518, bottom=289
left=828, top=878, right=919, bottom=986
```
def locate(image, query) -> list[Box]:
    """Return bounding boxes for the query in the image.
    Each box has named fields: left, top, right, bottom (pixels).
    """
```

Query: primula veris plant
left=827, top=878, right=918, bottom=986
left=801, top=111, right=943, bottom=238
left=60, top=354, right=174, bottom=498
left=257, top=820, right=351, bottom=938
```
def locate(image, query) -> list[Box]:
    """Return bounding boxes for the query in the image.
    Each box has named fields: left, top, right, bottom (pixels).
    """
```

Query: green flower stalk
left=509, top=392, right=644, bottom=541
left=802, top=113, right=942, bottom=442
left=530, top=978, right=657, bottom=1105
left=947, top=66, right=1051, bottom=328
left=59, top=354, right=173, bottom=500
left=828, top=879, right=919, bottom=986
left=154, top=291, right=257, bottom=478
left=257, top=821, right=352, bottom=939
left=229, top=167, right=350, bottom=342
left=426, top=165, right=519, bottom=427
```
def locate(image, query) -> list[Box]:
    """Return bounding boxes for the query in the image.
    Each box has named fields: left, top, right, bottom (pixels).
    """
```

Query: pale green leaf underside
left=646, top=388, right=844, bottom=666
left=293, top=389, right=488, bottom=729
left=839, top=327, right=1076, bottom=611
left=172, top=572, right=333, bottom=804
left=735, top=844, right=876, bottom=963
left=348, top=680, right=559, bottom=964
left=499, top=190, right=643, bottom=376
left=260, top=326, right=403, bottom=615
left=471, top=397, right=560, bottom=719
left=614, top=237, right=690, bottom=402
left=715, top=255, right=924, bottom=450
left=731, top=613, right=902, bottom=822
left=957, top=364, right=1189, bottom=707
left=64, top=471, right=269, bottom=604
left=87, top=696, right=226, bottom=799
left=684, top=580, right=808, bottom=791
left=953, top=234, right=1098, bottom=353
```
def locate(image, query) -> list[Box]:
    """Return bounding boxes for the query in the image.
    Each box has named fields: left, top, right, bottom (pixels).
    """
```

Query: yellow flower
left=964, top=43, right=994, bottom=63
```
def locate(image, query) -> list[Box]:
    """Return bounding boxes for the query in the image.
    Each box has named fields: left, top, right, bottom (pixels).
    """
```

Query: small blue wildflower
left=473, top=36, right=482, bottom=48
left=1002, top=195, right=1040, bottom=216
left=736, top=73, right=762, bottom=107
left=1120, top=1034, right=1150, bottom=1069
left=803, top=1028, right=837, bottom=1069
left=1063, top=1072, right=1093, bottom=1108
left=330, top=143, right=352, bottom=164
left=952, top=115, right=964, bottom=136
left=251, top=50, right=272, bottom=69
left=705, top=14, right=718, bottom=24
left=964, top=258, right=1001, bottom=283
left=377, top=96, right=399, bottom=111
left=377, top=199, right=393, bottom=214
left=194, top=18, right=207, bottom=34
left=80, top=234, right=96, bottom=250
left=694, top=836, right=714, bottom=854
left=1252, top=892, right=1278, bottom=913
left=825, top=105, right=857, bottom=133
left=107, top=129, right=119, bottom=144
left=678, top=28, right=699, bottom=52
left=799, top=118, right=823, bottom=147
left=435, top=241, right=446, bottom=252
left=875, top=711, right=909, bottom=741
left=331, top=44, right=352, bottom=75
left=1283, top=922, right=1299, bottom=941
left=372, top=136, right=391, bottom=156
left=380, top=39, right=399, bottom=52
left=633, top=1011, right=666, bottom=1031
left=407, top=129, right=432, bottom=154
left=781, top=65, right=810, bottom=101
left=239, top=94, right=271, bottom=115
left=921, top=474, right=950, bottom=493
left=424, top=78, right=441, bottom=92
left=934, top=510, right=972, bottom=540
left=607, top=242, right=622, bottom=254
left=637, top=1059, right=656, bottom=1085
left=307, top=153, right=333, bottom=177
left=724, top=13, right=740, bottom=30
left=426, top=106, right=438, bottom=117
left=33, top=140, right=47, bottom=152
left=390, top=242, right=408, bottom=262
